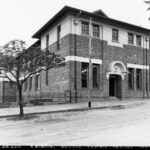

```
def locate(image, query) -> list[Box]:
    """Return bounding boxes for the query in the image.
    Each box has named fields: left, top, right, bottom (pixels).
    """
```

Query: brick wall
left=69, top=34, right=150, bottom=101
left=22, top=33, right=150, bottom=104
left=23, top=35, right=71, bottom=104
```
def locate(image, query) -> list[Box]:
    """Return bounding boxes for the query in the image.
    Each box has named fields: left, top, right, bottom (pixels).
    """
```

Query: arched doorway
left=109, top=75, right=122, bottom=98
left=106, top=61, right=128, bottom=98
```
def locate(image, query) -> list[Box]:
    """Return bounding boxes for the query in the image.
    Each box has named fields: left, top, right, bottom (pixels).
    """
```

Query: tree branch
left=3, top=70, right=14, bottom=82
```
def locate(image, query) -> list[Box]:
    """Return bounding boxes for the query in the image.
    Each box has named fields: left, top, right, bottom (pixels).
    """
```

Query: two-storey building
left=23, top=6, right=150, bottom=105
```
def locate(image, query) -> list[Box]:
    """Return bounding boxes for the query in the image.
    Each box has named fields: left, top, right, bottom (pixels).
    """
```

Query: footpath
left=0, top=99, right=149, bottom=118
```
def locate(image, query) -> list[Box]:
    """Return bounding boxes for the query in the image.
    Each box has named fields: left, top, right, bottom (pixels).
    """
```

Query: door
left=109, top=76, right=115, bottom=96
left=109, top=75, right=122, bottom=98
left=116, top=75, right=122, bottom=98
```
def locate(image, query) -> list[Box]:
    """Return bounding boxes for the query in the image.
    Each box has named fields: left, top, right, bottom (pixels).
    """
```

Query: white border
left=127, top=63, right=149, bottom=70
left=65, top=56, right=102, bottom=64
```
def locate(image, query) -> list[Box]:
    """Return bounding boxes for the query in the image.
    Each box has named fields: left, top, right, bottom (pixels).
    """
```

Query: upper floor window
left=136, top=35, right=141, bottom=46
left=128, top=33, right=134, bottom=45
left=93, top=24, right=100, bottom=38
left=46, top=34, right=49, bottom=52
left=81, top=21, right=89, bottom=35
left=112, top=29, right=119, bottom=42
left=57, top=25, right=61, bottom=50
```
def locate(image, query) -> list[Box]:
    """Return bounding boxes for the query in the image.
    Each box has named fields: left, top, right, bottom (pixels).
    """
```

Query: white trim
left=65, top=56, right=102, bottom=64
left=127, top=63, right=149, bottom=70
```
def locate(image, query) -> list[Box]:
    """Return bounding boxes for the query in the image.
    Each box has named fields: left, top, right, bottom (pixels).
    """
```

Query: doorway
left=109, top=75, right=122, bottom=98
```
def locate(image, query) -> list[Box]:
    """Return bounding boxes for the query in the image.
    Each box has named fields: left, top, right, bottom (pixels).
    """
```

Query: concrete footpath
left=0, top=99, right=150, bottom=118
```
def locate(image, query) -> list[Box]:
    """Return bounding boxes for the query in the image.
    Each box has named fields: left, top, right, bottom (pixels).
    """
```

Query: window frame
left=128, top=68, right=134, bottom=90
left=81, top=62, right=89, bottom=88
left=35, top=74, right=39, bottom=91
left=29, top=77, right=32, bottom=91
left=81, top=21, right=89, bottom=36
left=92, top=64, right=100, bottom=89
left=136, top=35, right=141, bottom=47
left=57, top=25, right=61, bottom=50
left=46, top=34, right=49, bottom=52
left=46, top=69, right=49, bottom=85
left=128, top=33, right=134, bottom=45
left=93, top=24, right=100, bottom=38
left=136, top=69, right=142, bottom=90
left=24, top=79, right=28, bottom=91
left=112, top=28, right=119, bottom=42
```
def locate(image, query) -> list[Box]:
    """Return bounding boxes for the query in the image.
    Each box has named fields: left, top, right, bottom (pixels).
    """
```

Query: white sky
left=0, top=0, right=150, bottom=47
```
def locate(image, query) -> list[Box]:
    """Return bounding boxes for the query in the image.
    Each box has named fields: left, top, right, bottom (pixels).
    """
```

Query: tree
left=0, top=39, right=66, bottom=117
left=145, top=1, right=150, bottom=11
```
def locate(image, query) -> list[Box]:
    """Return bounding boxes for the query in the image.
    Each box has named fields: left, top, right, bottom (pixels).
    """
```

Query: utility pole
left=88, top=17, right=92, bottom=108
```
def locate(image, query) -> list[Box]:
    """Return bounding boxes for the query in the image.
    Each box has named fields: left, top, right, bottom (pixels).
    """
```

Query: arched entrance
left=109, top=75, right=122, bottom=98
left=106, top=61, right=128, bottom=98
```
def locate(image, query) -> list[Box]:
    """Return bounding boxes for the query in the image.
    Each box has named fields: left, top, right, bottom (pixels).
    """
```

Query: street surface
left=0, top=102, right=150, bottom=146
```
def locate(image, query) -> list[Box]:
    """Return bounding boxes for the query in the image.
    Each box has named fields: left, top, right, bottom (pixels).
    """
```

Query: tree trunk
left=18, top=84, right=24, bottom=117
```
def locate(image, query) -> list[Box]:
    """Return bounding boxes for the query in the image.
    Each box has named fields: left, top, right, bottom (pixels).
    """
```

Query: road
left=0, top=102, right=150, bottom=146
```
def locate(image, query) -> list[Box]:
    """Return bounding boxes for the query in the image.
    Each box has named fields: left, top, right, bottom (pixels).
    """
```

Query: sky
left=0, top=0, right=150, bottom=47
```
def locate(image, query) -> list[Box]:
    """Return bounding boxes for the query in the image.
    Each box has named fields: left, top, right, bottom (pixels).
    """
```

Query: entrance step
left=109, top=97, right=120, bottom=100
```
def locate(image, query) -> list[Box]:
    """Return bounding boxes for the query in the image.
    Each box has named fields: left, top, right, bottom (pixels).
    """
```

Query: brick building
left=23, top=6, right=150, bottom=105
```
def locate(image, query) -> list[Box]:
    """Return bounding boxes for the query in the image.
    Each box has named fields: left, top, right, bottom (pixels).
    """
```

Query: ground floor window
left=29, top=77, right=32, bottom=91
left=128, top=68, right=134, bottom=90
left=24, top=79, right=28, bottom=91
left=93, top=64, right=100, bottom=89
left=81, top=63, right=100, bottom=89
left=136, top=69, right=142, bottom=90
left=35, top=74, right=40, bottom=90
left=81, top=63, right=89, bottom=88
left=46, top=69, right=49, bottom=85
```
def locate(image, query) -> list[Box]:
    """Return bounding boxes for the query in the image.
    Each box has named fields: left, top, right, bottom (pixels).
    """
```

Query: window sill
left=81, top=34, right=90, bottom=37
left=136, top=89, right=142, bottom=91
left=135, top=45, right=142, bottom=48
left=128, top=43, right=134, bottom=46
left=35, top=89, right=40, bottom=91
left=128, top=89, right=134, bottom=91
left=81, top=34, right=101, bottom=39
left=112, top=40, right=120, bottom=43
left=92, top=36, right=101, bottom=40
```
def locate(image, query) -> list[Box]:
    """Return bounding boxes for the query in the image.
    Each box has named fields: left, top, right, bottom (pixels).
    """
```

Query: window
left=81, top=63, right=89, bottom=88
left=29, top=77, right=32, bottom=91
left=24, top=79, right=28, bottom=91
left=93, top=64, right=100, bottom=89
left=9, top=81, right=14, bottom=89
left=46, top=34, right=49, bottom=52
left=35, top=74, right=39, bottom=90
left=46, top=69, right=49, bottom=85
left=136, top=35, right=141, bottom=46
left=112, top=29, right=119, bottom=41
left=57, top=25, right=61, bottom=50
left=128, top=33, right=134, bottom=45
left=136, top=69, right=142, bottom=90
left=81, top=21, right=89, bottom=35
left=128, top=68, right=134, bottom=90
left=93, top=24, right=100, bottom=37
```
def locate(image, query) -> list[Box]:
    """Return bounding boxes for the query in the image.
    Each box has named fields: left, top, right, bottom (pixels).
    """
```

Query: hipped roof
left=32, top=6, right=150, bottom=38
